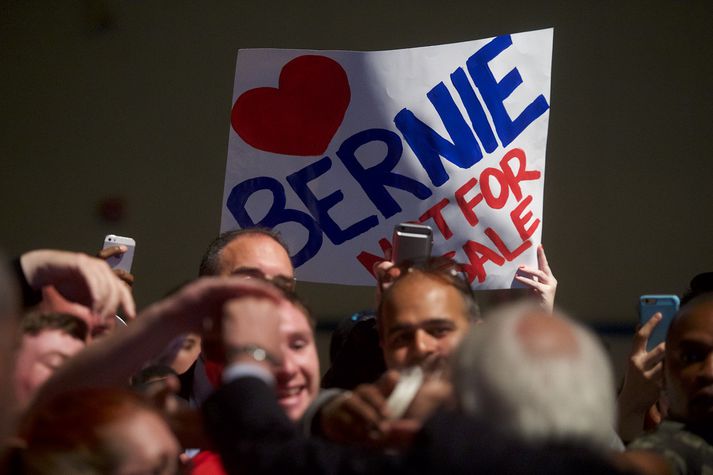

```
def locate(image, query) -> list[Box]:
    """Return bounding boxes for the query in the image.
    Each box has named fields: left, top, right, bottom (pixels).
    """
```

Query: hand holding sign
left=514, top=245, right=557, bottom=311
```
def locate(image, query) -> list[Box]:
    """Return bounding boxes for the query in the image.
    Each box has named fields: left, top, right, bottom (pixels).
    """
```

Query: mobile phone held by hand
left=392, top=223, right=433, bottom=265
left=639, top=295, right=680, bottom=351
left=386, top=366, right=424, bottom=420
left=102, top=234, right=136, bottom=273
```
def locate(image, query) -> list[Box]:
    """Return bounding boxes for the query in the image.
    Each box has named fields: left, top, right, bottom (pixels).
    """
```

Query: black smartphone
left=392, top=223, right=433, bottom=265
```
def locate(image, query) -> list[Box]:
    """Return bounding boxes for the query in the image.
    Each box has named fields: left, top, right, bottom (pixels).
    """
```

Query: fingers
left=117, top=279, right=136, bottom=320
left=514, top=274, right=548, bottom=294
left=515, top=257, right=557, bottom=312
left=376, top=262, right=400, bottom=286
left=378, top=419, right=421, bottom=450
left=75, top=254, right=136, bottom=322
left=376, top=370, right=400, bottom=397
left=321, top=389, right=387, bottom=444
left=633, top=313, right=662, bottom=353
left=318, top=371, right=399, bottom=443
left=517, top=265, right=549, bottom=282
left=642, top=361, right=663, bottom=382
left=112, top=268, right=135, bottom=287
left=515, top=274, right=553, bottom=296
left=374, top=260, right=396, bottom=279
left=97, top=245, right=127, bottom=260
left=634, top=342, right=665, bottom=374
left=84, top=256, right=117, bottom=320
left=353, top=384, right=390, bottom=420
left=98, top=245, right=135, bottom=290
left=537, top=244, right=552, bottom=275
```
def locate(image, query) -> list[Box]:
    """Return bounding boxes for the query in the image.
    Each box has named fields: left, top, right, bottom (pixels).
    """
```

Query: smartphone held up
left=639, top=294, right=680, bottom=351
left=102, top=234, right=136, bottom=273
left=392, top=223, right=433, bottom=265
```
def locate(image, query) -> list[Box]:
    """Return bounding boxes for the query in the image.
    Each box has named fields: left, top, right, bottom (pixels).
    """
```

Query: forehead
left=279, top=302, right=313, bottom=335
left=20, top=329, right=84, bottom=356
left=382, top=272, right=467, bottom=326
left=219, top=234, right=293, bottom=277
left=670, top=301, right=713, bottom=345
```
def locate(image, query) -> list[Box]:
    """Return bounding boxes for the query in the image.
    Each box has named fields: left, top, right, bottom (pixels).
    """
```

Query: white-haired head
left=453, top=302, right=616, bottom=451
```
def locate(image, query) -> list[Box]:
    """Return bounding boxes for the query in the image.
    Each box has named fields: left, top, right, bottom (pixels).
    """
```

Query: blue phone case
left=639, top=295, right=680, bottom=351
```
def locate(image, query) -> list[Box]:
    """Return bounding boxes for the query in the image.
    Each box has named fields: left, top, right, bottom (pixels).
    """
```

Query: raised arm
left=514, top=244, right=557, bottom=311
left=20, top=249, right=135, bottom=320
left=32, top=277, right=280, bottom=407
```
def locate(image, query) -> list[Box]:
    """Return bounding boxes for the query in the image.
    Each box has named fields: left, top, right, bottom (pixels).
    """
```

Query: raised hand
left=514, top=244, right=557, bottom=311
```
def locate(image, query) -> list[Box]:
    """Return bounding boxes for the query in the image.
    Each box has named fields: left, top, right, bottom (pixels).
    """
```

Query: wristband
left=226, top=344, right=279, bottom=366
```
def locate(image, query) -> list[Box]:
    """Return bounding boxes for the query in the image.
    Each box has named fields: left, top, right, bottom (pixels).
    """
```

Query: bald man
left=454, top=302, right=619, bottom=451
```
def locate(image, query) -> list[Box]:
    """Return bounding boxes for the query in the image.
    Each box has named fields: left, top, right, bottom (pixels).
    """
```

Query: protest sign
left=221, top=28, right=553, bottom=288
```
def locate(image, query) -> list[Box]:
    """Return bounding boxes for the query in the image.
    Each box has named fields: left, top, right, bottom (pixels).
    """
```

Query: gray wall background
left=2, top=0, right=712, bottom=374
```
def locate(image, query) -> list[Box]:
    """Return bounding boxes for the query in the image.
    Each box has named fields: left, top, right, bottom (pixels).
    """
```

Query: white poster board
left=221, top=28, right=553, bottom=288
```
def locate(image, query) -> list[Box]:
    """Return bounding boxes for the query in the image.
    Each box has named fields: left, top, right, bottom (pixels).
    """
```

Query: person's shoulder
left=630, top=420, right=713, bottom=449
left=629, top=421, right=713, bottom=475
left=629, top=421, right=684, bottom=450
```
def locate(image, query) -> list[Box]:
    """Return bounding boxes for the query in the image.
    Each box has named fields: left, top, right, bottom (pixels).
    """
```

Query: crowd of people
left=0, top=228, right=710, bottom=474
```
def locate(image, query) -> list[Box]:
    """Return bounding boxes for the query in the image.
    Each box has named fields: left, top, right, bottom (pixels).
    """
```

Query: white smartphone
left=392, top=223, right=433, bottom=265
left=102, top=234, right=136, bottom=273
left=385, top=366, right=424, bottom=419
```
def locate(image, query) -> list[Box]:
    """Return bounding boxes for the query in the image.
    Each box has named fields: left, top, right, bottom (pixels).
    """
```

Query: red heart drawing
left=231, top=55, right=351, bottom=157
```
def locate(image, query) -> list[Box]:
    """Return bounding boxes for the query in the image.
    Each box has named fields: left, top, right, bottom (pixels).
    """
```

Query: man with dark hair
left=377, top=259, right=480, bottom=371
left=316, top=259, right=480, bottom=447
left=185, top=228, right=296, bottom=405
left=13, top=312, right=88, bottom=408
left=198, top=228, right=294, bottom=290
left=629, top=293, right=713, bottom=474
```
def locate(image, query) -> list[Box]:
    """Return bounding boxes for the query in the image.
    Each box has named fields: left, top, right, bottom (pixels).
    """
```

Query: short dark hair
left=377, top=259, right=481, bottom=335
left=20, top=312, right=89, bottom=343
left=198, top=227, right=290, bottom=277
left=680, top=272, right=713, bottom=307
left=667, top=291, right=713, bottom=346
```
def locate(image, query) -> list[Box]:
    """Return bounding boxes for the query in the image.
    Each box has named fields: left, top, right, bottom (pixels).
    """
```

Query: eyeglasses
left=231, top=267, right=297, bottom=292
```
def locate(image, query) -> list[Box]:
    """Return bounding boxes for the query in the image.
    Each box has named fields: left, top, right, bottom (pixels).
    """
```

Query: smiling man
left=197, top=229, right=312, bottom=415
left=629, top=293, right=713, bottom=474
left=189, top=228, right=317, bottom=475
left=270, top=290, right=320, bottom=421
left=186, top=228, right=298, bottom=406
